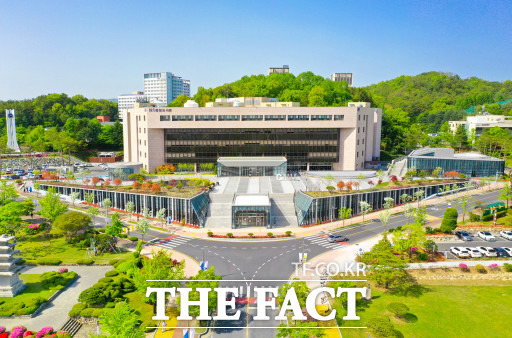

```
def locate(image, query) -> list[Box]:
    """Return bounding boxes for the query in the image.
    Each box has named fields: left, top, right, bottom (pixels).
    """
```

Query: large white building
left=331, top=73, right=353, bottom=87
left=117, top=91, right=146, bottom=121
left=449, top=114, right=512, bottom=137
left=143, top=72, right=191, bottom=106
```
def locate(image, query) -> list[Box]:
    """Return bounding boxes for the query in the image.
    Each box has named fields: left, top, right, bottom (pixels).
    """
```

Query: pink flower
left=36, top=326, right=53, bottom=338
left=58, top=268, right=68, bottom=274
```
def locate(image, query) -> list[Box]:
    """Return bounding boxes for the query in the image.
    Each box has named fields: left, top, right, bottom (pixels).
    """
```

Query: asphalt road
left=90, top=187, right=503, bottom=337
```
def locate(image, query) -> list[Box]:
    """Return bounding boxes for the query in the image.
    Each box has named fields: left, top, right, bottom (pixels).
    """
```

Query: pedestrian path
left=304, top=234, right=349, bottom=251
left=150, top=235, right=192, bottom=250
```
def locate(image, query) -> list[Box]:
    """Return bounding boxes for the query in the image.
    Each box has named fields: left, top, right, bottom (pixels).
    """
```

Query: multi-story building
left=117, top=91, right=146, bottom=121
left=268, top=65, right=290, bottom=75
left=143, top=72, right=190, bottom=106
left=449, top=114, right=512, bottom=137
left=205, top=97, right=299, bottom=108
left=123, top=99, right=382, bottom=173
left=331, top=73, right=353, bottom=87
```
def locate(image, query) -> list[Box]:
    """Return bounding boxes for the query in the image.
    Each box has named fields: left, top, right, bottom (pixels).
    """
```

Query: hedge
left=105, top=270, right=119, bottom=277
left=37, top=258, right=62, bottom=265
left=76, top=258, right=95, bottom=265
left=482, top=210, right=507, bottom=222
left=128, top=236, right=138, bottom=242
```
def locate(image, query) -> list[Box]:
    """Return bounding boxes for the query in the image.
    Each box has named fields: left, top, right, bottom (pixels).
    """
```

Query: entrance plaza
left=232, top=194, right=271, bottom=228
left=217, top=156, right=287, bottom=177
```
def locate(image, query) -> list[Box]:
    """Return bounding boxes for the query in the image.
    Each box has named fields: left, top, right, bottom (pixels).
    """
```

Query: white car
left=500, top=230, right=512, bottom=240
left=462, top=247, right=483, bottom=258
left=476, top=246, right=498, bottom=257
left=450, top=247, right=470, bottom=258
left=477, top=231, right=496, bottom=241
left=502, top=247, right=512, bottom=256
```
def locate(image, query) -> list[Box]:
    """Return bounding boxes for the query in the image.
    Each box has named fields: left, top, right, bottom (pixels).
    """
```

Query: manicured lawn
left=333, top=284, right=512, bottom=337
left=0, top=274, right=56, bottom=304
left=16, top=234, right=134, bottom=264
left=124, top=291, right=158, bottom=327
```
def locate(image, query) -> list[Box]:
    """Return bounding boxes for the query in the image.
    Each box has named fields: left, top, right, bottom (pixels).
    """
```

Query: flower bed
left=0, top=326, right=70, bottom=338
left=210, top=234, right=291, bottom=239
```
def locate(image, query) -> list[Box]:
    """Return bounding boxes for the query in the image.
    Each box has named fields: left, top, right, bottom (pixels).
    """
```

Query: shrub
left=285, top=231, right=292, bottom=236
left=469, top=212, right=480, bottom=222
left=37, top=258, right=62, bottom=265
left=69, top=302, right=87, bottom=317
left=0, top=327, right=4, bottom=334
left=440, top=207, right=458, bottom=233
left=248, top=233, right=254, bottom=237
left=80, top=307, right=95, bottom=317
left=79, top=286, right=107, bottom=307
left=475, top=264, right=486, bottom=273
left=92, top=308, right=105, bottom=317
left=267, top=232, right=273, bottom=238
left=207, top=231, right=213, bottom=237
left=77, top=258, right=95, bottom=265
left=110, top=259, right=120, bottom=266
left=119, top=233, right=128, bottom=238
left=9, top=326, right=26, bottom=338
left=41, top=271, right=76, bottom=289
left=105, top=270, right=119, bottom=277
left=99, top=277, right=114, bottom=283
left=432, top=228, right=442, bottom=233
left=133, top=252, right=140, bottom=258
left=488, top=264, right=500, bottom=272
left=367, top=318, right=401, bottom=337
left=128, top=236, right=138, bottom=242
left=504, top=263, right=512, bottom=272
left=36, top=327, right=54, bottom=338
left=105, top=302, right=116, bottom=308
left=459, top=263, right=470, bottom=272
left=226, top=233, right=234, bottom=238
left=58, top=267, right=68, bottom=274
left=387, top=302, right=409, bottom=318
left=418, top=253, right=428, bottom=261
left=425, top=227, right=434, bottom=234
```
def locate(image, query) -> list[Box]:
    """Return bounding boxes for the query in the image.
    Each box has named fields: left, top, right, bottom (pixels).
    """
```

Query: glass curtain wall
left=408, top=157, right=504, bottom=177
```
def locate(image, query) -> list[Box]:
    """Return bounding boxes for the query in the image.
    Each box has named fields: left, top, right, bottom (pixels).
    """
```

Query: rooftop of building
left=233, top=194, right=271, bottom=207
left=409, top=148, right=504, bottom=161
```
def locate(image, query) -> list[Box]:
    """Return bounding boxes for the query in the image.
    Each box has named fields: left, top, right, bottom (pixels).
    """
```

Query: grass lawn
left=124, top=291, right=158, bottom=327
left=333, top=283, right=512, bottom=337
left=0, top=274, right=56, bottom=304
left=16, top=234, right=134, bottom=264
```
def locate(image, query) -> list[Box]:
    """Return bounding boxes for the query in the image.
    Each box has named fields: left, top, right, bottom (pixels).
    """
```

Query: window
left=357, top=140, right=359, bottom=145
left=334, top=115, right=344, bottom=121
left=242, top=115, right=263, bottom=121
left=357, top=152, right=359, bottom=158
left=144, top=116, right=146, bottom=121
left=358, top=115, right=360, bottom=121
left=358, top=127, right=360, bottom=133
left=362, top=139, right=365, bottom=144
left=195, top=115, right=217, bottom=121
left=219, top=115, right=240, bottom=121
left=288, top=115, right=309, bottom=121
left=363, top=127, right=365, bottom=132
left=160, top=115, right=170, bottom=121
left=265, top=115, right=286, bottom=121
left=172, top=115, right=193, bottom=121
left=311, top=115, right=332, bottom=121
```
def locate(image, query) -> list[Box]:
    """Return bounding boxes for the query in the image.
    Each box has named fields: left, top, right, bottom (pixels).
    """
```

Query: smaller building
left=217, top=157, right=287, bottom=177
left=205, top=97, right=299, bottom=108
left=268, top=65, right=290, bottom=75
left=118, top=91, right=146, bottom=121
left=108, top=162, right=143, bottom=180
left=449, top=114, right=512, bottom=137
left=331, top=73, right=353, bottom=87
left=232, top=194, right=271, bottom=229
left=407, top=148, right=504, bottom=177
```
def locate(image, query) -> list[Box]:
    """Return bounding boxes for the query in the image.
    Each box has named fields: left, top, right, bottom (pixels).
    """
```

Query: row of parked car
left=450, top=246, right=512, bottom=258
left=455, top=230, right=512, bottom=242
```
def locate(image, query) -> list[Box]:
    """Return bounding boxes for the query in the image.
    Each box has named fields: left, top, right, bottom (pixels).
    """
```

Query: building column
left=307, top=163, right=310, bottom=171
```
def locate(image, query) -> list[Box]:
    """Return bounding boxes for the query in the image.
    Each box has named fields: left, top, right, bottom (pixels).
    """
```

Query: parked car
left=327, top=234, right=348, bottom=243
left=449, top=247, right=470, bottom=258
left=500, top=230, right=512, bottom=241
left=455, top=231, right=472, bottom=241
left=475, top=246, right=498, bottom=257
left=495, top=247, right=511, bottom=257
left=462, top=247, right=483, bottom=258
left=502, top=247, right=512, bottom=256
left=477, top=231, right=496, bottom=241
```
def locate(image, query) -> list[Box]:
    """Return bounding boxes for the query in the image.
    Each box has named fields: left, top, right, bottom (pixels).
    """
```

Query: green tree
left=88, top=206, right=100, bottom=225
left=39, top=187, right=69, bottom=226
left=414, top=190, right=425, bottom=208
left=133, top=250, right=185, bottom=304
left=156, top=208, right=167, bottom=227
left=338, top=206, right=352, bottom=227
left=168, top=94, right=191, bottom=107
left=0, top=180, right=18, bottom=206
left=392, top=221, right=426, bottom=258
left=277, top=279, right=310, bottom=309
left=52, top=211, right=92, bottom=242
left=0, top=202, right=26, bottom=235
left=94, top=302, right=144, bottom=338
left=125, top=201, right=135, bottom=221
left=102, top=198, right=112, bottom=217
left=21, top=197, right=36, bottom=215
left=136, top=218, right=149, bottom=242
left=183, top=267, right=222, bottom=318
left=367, top=317, right=401, bottom=338
left=106, top=212, right=124, bottom=237
left=440, top=207, right=458, bottom=233
left=454, top=124, right=469, bottom=150
left=379, top=209, right=392, bottom=232
left=499, top=182, right=512, bottom=208
left=359, top=201, right=372, bottom=221
left=276, top=321, right=326, bottom=338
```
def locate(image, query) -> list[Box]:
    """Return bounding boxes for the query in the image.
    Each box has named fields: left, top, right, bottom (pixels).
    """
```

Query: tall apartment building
left=143, top=72, right=190, bottom=106
left=268, top=65, right=290, bottom=75
left=117, top=91, right=146, bottom=121
left=331, top=73, right=353, bottom=87
left=123, top=99, right=381, bottom=172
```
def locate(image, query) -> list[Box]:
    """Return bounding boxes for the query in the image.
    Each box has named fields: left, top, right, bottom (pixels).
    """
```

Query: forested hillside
left=0, top=93, right=121, bottom=153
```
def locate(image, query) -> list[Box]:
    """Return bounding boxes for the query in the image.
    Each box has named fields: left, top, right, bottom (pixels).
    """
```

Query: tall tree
left=39, top=187, right=68, bottom=226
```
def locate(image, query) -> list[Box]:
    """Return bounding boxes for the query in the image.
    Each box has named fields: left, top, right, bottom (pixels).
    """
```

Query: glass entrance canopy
left=217, top=156, right=287, bottom=177
left=232, top=193, right=271, bottom=229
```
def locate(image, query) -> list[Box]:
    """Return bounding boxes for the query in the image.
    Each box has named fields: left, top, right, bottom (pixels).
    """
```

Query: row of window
left=159, top=114, right=345, bottom=122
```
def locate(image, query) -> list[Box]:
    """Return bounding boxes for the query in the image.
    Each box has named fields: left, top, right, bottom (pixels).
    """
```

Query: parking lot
left=436, top=235, right=512, bottom=259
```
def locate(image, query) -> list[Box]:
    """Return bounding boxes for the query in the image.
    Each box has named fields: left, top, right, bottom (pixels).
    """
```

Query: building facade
left=268, top=65, right=290, bottom=75
left=118, top=91, right=146, bottom=121
left=123, top=101, right=382, bottom=173
left=331, top=73, right=353, bottom=87
left=449, top=114, right=512, bottom=137
left=143, top=72, right=190, bottom=106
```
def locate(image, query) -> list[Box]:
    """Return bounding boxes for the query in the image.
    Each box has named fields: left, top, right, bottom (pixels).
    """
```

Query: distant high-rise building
left=268, top=65, right=290, bottom=75
left=144, top=72, right=190, bottom=106
left=117, top=91, right=146, bottom=121
left=331, top=73, right=353, bottom=87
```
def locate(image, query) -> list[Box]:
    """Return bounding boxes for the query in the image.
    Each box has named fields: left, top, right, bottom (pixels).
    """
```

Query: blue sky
left=1, top=0, right=511, bottom=100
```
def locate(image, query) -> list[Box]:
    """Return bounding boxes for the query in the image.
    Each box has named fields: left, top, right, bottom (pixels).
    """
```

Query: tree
left=440, top=207, right=458, bottom=233
left=102, top=198, right=112, bottom=216
left=125, top=201, right=135, bottom=221
left=156, top=208, right=166, bottom=227
left=151, top=183, right=161, bottom=194
left=376, top=169, right=385, bottom=182
left=106, top=212, right=124, bottom=237
left=326, top=186, right=335, bottom=193
left=88, top=206, right=100, bottom=225
left=0, top=202, right=26, bottom=235
left=338, top=206, right=352, bottom=227
left=454, top=124, right=469, bottom=150
left=367, top=317, right=401, bottom=338
left=0, top=180, right=18, bottom=206
left=414, top=190, right=425, bottom=208
left=52, top=211, right=92, bottom=242
left=95, top=302, right=144, bottom=338
left=359, top=201, right=372, bottom=221
left=392, top=221, right=426, bottom=258
left=400, top=193, right=411, bottom=208
left=70, top=192, right=80, bottom=207
left=360, top=235, right=409, bottom=289
left=113, top=178, right=122, bottom=190
left=183, top=267, right=222, bottom=318
left=337, top=180, right=345, bottom=191
left=132, top=250, right=185, bottom=304
left=379, top=209, right=391, bottom=232
left=136, top=218, right=149, bottom=242
left=432, top=167, right=443, bottom=178
left=84, top=192, right=94, bottom=204
left=459, top=194, right=471, bottom=222
left=277, top=279, right=310, bottom=309
left=21, top=197, right=36, bottom=215
left=383, top=197, right=394, bottom=210
left=324, top=174, right=335, bottom=187
left=92, top=177, right=100, bottom=186
left=499, top=181, right=512, bottom=208
left=39, top=187, right=68, bottom=226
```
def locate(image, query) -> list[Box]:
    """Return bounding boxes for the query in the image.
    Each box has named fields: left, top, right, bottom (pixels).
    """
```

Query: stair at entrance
left=269, top=193, right=298, bottom=228
left=204, top=192, right=234, bottom=228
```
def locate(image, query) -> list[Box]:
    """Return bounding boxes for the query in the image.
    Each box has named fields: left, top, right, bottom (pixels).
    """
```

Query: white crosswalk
left=305, top=235, right=347, bottom=250
left=152, top=236, right=191, bottom=250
